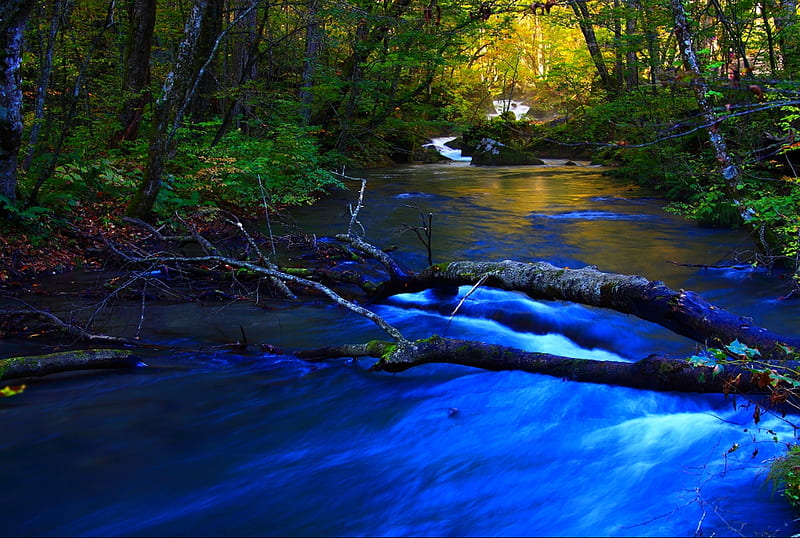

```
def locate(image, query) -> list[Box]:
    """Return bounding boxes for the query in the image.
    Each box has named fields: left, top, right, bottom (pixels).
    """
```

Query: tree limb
left=0, top=349, right=145, bottom=381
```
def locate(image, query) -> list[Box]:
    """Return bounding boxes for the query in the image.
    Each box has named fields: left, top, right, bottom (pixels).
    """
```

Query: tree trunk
left=300, top=0, right=321, bottom=125
left=27, top=0, right=116, bottom=207
left=623, top=0, right=639, bottom=91
left=126, top=0, right=209, bottom=221
left=570, top=0, right=615, bottom=94
left=670, top=0, right=743, bottom=196
left=21, top=0, right=75, bottom=171
left=774, top=0, right=799, bottom=76
left=0, top=0, right=35, bottom=203
left=211, top=0, right=260, bottom=145
left=397, top=260, right=800, bottom=360
left=111, top=0, right=157, bottom=146
left=759, top=1, right=778, bottom=75
left=189, top=0, right=223, bottom=121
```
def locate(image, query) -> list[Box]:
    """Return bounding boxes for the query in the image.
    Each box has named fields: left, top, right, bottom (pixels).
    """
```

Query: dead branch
left=0, top=349, right=144, bottom=381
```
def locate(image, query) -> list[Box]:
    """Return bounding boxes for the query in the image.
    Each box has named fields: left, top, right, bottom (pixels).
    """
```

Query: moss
left=0, top=358, right=17, bottom=380
left=283, top=267, right=313, bottom=276
left=418, top=334, right=441, bottom=344
left=599, top=282, right=618, bottom=302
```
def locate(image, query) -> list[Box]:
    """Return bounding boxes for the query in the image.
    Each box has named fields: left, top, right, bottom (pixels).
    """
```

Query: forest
left=1, top=0, right=800, bottom=534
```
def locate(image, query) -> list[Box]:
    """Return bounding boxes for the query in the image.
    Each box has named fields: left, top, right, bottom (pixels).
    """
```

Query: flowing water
left=2, top=161, right=800, bottom=536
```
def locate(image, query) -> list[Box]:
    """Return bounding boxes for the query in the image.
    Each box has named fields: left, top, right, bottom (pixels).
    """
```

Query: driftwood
left=0, top=349, right=145, bottom=381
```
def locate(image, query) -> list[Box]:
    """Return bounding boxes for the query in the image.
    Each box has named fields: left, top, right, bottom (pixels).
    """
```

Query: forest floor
left=0, top=201, right=240, bottom=285
left=0, top=201, right=128, bottom=284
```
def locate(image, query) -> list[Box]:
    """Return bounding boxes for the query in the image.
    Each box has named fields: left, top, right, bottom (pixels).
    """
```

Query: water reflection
left=2, top=163, right=799, bottom=536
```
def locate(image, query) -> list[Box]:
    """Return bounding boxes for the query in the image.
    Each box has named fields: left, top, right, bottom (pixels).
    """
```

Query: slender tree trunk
left=0, top=0, right=35, bottom=204
left=670, top=0, right=743, bottom=195
left=300, top=0, right=321, bottom=125
left=111, top=0, right=156, bottom=146
left=613, top=0, right=625, bottom=88
left=774, top=0, right=799, bottom=76
left=27, top=1, right=116, bottom=207
left=759, top=1, right=778, bottom=75
left=641, top=6, right=661, bottom=93
left=211, top=0, right=260, bottom=145
left=21, top=0, right=74, bottom=171
left=570, top=0, right=615, bottom=94
left=189, top=0, right=223, bottom=121
left=624, top=0, right=639, bottom=91
left=126, top=0, right=209, bottom=221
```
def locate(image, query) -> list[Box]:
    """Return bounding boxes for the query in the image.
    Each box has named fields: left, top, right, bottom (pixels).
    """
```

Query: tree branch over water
left=3, top=207, right=798, bottom=398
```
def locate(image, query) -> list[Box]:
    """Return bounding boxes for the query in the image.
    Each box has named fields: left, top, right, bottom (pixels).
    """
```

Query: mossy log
left=393, top=260, right=800, bottom=361
left=0, top=349, right=145, bottom=381
left=297, top=336, right=796, bottom=394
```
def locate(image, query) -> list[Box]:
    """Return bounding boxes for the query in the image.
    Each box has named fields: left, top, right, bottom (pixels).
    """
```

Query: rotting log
left=393, top=260, right=800, bottom=361
left=296, top=336, right=799, bottom=394
left=0, top=349, right=145, bottom=381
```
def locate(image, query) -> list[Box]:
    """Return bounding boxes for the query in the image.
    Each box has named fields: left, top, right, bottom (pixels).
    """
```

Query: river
left=2, top=160, right=799, bottom=536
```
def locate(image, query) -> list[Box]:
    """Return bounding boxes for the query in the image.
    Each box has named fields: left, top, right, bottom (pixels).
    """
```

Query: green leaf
left=726, top=340, right=760, bottom=358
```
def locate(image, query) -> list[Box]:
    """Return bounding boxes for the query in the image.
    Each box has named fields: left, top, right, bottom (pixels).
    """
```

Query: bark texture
left=112, top=0, right=157, bottom=145
left=0, top=349, right=145, bottom=381
left=670, top=0, right=742, bottom=193
left=127, top=0, right=209, bottom=220
left=0, top=0, right=35, bottom=201
left=297, top=336, right=791, bottom=394
left=401, top=260, right=800, bottom=360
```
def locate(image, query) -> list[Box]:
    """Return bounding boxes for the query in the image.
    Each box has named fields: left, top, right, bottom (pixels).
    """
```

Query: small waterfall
left=488, top=99, right=530, bottom=119
left=422, top=136, right=472, bottom=162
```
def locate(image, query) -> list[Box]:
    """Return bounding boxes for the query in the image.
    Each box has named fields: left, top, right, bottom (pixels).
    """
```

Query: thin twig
left=256, top=174, right=278, bottom=260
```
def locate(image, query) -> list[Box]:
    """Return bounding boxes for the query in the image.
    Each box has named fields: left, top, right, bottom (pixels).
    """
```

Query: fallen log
left=396, top=260, right=800, bottom=361
left=296, top=336, right=800, bottom=395
left=0, top=349, right=145, bottom=381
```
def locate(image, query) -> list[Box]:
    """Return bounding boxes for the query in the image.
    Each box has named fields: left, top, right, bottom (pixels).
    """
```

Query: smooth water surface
left=2, top=161, right=799, bottom=536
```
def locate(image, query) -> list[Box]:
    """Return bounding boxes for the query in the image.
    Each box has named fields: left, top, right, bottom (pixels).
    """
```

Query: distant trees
left=111, top=0, right=156, bottom=146
left=0, top=0, right=797, bottom=241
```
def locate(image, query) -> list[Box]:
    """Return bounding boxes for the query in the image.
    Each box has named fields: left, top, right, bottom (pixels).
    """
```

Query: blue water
left=2, top=162, right=799, bottom=536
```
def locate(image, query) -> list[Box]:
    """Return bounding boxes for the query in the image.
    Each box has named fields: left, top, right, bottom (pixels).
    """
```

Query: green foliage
left=767, top=444, right=800, bottom=511
left=0, top=194, right=55, bottom=246
left=157, top=119, right=343, bottom=215
left=689, top=341, right=800, bottom=511
left=461, top=116, right=530, bottom=153
left=0, top=195, right=51, bottom=224
left=666, top=186, right=744, bottom=228
left=743, top=181, right=800, bottom=277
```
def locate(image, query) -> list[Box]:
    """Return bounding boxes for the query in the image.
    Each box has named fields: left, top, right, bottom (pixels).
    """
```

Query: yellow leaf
left=0, top=384, right=27, bottom=397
